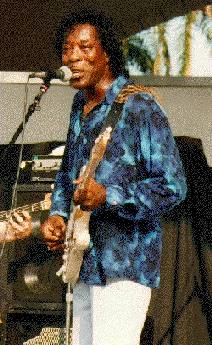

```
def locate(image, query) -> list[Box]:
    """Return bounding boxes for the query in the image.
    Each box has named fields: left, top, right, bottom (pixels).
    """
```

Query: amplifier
left=21, top=155, right=62, bottom=182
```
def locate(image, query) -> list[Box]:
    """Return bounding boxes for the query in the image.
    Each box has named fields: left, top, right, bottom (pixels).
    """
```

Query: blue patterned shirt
left=50, top=75, right=187, bottom=288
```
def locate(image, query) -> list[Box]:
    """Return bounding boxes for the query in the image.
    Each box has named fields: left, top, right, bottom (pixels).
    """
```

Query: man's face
left=62, top=23, right=110, bottom=89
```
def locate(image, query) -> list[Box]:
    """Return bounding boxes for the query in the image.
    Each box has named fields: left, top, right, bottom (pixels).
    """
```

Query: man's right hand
left=40, top=215, right=67, bottom=251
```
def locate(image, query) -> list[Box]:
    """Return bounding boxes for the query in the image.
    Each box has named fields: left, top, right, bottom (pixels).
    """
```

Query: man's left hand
left=73, top=177, right=106, bottom=211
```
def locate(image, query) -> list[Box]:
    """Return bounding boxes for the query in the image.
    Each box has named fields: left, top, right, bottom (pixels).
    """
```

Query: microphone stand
left=65, top=282, right=72, bottom=345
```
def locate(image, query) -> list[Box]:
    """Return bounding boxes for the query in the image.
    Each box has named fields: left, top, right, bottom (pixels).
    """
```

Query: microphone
left=29, top=66, right=72, bottom=82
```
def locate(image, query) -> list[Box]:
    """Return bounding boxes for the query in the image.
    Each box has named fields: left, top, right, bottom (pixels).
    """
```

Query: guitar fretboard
left=0, top=199, right=50, bottom=222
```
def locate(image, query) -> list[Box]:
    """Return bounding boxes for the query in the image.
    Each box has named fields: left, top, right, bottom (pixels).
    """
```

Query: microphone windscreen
left=59, top=66, right=72, bottom=81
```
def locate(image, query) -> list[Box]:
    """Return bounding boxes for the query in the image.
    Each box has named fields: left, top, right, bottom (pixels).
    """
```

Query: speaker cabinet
left=3, top=184, right=67, bottom=345
left=7, top=184, right=66, bottom=309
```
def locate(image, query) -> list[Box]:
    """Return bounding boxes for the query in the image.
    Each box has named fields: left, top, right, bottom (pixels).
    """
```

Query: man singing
left=40, top=10, right=187, bottom=345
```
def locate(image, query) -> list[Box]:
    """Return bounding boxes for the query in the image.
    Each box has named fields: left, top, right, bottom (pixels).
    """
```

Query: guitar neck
left=78, top=127, right=112, bottom=188
left=82, top=159, right=100, bottom=185
left=0, top=199, right=50, bottom=222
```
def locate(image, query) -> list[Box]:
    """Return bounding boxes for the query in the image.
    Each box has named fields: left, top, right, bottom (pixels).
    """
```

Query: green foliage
left=124, top=7, right=212, bottom=76
left=124, top=36, right=154, bottom=73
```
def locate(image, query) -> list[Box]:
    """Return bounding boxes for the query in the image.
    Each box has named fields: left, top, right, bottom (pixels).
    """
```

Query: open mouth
left=71, top=69, right=83, bottom=79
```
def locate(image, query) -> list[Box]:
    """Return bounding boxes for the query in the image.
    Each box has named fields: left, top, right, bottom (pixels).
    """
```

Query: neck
left=85, top=73, right=115, bottom=104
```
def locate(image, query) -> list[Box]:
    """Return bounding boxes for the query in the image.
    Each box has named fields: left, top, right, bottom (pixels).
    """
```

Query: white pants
left=72, top=279, right=151, bottom=345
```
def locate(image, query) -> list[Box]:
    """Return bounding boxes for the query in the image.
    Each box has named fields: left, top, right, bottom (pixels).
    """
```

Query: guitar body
left=71, top=207, right=91, bottom=250
left=61, top=206, right=91, bottom=284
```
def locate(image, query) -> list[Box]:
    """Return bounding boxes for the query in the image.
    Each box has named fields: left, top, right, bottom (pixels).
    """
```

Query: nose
left=62, top=45, right=82, bottom=64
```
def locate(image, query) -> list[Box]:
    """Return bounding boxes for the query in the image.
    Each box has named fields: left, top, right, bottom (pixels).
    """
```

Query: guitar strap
left=100, top=81, right=153, bottom=135
left=100, top=101, right=124, bottom=135
left=99, top=82, right=134, bottom=135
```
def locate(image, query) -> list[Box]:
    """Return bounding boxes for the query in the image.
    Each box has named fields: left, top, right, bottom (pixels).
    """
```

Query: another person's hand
left=0, top=211, right=32, bottom=243
left=40, top=215, right=67, bottom=251
left=73, top=177, right=106, bottom=211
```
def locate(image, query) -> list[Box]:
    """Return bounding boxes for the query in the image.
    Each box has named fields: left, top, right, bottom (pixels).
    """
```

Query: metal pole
left=65, top=282, right=72, bottom=345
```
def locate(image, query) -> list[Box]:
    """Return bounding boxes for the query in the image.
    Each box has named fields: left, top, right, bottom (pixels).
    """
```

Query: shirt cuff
left=49, top=210, right=69, bottom=221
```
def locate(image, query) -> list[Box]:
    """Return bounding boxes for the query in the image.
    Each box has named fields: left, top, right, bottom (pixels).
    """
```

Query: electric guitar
left=57, top=126, right=112, bottom=285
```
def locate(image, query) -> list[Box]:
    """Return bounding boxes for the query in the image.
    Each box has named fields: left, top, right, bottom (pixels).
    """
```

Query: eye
left=62, top=45, right=73, bottom=53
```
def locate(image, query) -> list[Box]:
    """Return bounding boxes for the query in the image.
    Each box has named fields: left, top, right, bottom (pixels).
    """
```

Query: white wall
left=153, top=86, right=212, bottom=167
left=0, top=74, right=212, bottom=165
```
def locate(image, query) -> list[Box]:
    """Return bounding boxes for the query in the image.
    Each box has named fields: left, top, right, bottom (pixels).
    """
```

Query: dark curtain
left=145, top=136, right=212, bottom=345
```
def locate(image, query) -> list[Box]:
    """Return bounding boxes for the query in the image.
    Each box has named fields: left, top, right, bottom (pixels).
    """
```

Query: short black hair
left=54, top=9, right=128, bottom=78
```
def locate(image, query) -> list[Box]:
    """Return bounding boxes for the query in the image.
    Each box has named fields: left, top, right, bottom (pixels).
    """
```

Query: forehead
left=65, top=23, right=100, bottom=43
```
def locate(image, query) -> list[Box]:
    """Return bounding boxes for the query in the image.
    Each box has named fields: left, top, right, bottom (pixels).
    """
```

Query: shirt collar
left=77, top=75, right=130, bottom=108
left=104, top=75, right=129, bottom=104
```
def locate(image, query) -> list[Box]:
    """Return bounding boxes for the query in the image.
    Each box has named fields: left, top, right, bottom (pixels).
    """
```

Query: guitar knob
left=56, top=266, right=64, bottom=276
